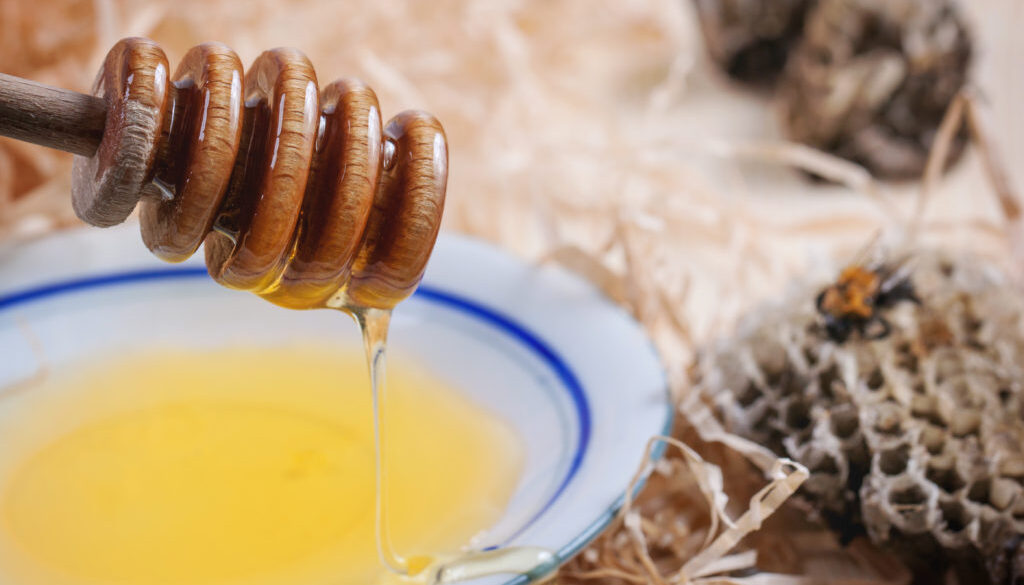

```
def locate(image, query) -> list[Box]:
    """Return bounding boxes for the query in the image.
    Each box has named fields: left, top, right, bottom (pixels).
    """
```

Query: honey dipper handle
left=0, top=72, right=106, bottom=157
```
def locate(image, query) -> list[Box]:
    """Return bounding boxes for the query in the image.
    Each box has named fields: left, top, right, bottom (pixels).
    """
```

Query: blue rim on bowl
left=0, top=228, right=674, bottom=584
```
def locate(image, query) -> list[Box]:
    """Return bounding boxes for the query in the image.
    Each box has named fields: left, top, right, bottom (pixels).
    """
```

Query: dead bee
left=816, top=257, right=919, bottom=343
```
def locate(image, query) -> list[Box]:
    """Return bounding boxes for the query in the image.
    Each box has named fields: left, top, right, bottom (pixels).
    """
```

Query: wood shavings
left=1, top=1, right=1022, bottom=584
left=562, top=415, right=909, bottom=585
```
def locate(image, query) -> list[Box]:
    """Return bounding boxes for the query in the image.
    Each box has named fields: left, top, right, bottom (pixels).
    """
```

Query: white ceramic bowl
left=0, top=225, right=671, bottom=585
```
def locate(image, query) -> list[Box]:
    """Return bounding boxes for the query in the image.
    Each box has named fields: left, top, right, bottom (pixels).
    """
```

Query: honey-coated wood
left=73, top=38, right=169, bottom=228
left=0, top=37, right=448, bottom=311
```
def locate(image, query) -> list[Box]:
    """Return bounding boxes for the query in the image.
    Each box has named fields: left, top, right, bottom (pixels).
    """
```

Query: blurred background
left=1, top=0, right=1022, bottom=582
left=1, top=0, right=1020, bottom=355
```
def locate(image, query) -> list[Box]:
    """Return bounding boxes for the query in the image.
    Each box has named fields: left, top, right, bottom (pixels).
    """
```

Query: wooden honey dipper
left=0, top=37, right=448, bottom=311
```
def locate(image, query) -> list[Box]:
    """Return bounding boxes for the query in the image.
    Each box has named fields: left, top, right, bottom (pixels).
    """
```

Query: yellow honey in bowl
left=0, top=346, right=523, bottom=585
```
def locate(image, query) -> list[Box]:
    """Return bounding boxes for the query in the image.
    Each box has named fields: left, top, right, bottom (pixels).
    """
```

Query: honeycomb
left=694, top=252, right=1024, bottom=583
left=778, top=0, right=973, bottom=180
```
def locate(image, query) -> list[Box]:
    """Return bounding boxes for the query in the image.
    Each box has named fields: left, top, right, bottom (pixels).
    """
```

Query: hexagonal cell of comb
left=696, top=251, right=1024, bottom=583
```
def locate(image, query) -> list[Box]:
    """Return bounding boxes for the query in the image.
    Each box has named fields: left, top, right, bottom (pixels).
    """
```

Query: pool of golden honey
left=0, top=346, right=524, bottom=585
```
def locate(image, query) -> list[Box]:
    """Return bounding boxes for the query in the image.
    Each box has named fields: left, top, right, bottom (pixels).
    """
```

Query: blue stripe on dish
left=414, top=287, right=591, bottom=544
left=0, top=266, right=591, bottom=547
left=0, top=267, right=211, bottom=311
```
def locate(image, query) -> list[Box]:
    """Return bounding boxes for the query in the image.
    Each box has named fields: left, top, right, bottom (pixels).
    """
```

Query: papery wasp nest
left=779, top=0, right=972, bottom=180
left=694, top=248, right=1024, bottom=583
left=692, top=0, right=973, bottom=180
left=691, top=0, right=815, bottom=86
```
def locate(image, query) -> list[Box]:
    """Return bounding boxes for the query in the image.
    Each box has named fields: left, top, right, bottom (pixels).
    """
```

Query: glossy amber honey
left=0, top=346, right=522, bottom=585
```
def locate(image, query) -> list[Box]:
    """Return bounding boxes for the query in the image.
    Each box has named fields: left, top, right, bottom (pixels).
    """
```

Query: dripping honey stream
left=0, top=35, right=557, bottom=585
left=347, top=305, right=556, bottom=584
